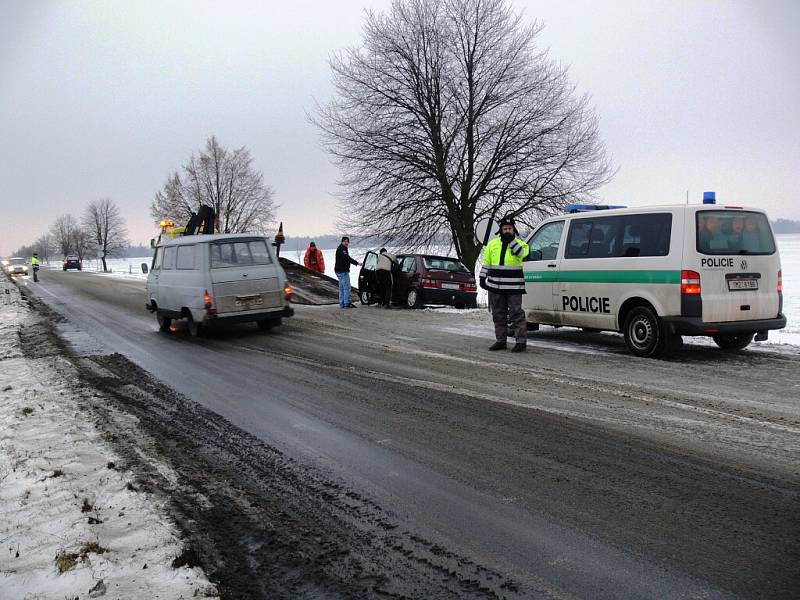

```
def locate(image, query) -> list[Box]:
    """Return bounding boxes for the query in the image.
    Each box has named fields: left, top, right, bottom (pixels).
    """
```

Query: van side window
left=527, top=221, right=565, bottom=261
left=566, top=214, right=671, bottom=259
left=151, top=248, right=162, bottom=270
left=162, top=246, right=176, bottom=270
left=176, top=245, right=196, bottom=270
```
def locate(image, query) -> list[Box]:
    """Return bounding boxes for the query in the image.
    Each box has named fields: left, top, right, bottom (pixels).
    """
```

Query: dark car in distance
left=358, top=252, right=478, bottom=309
left=63, top=255, right=82, bottom=271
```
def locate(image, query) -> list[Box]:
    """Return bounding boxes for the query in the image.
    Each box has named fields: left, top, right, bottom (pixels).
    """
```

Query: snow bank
left=0, top=280, right=218, bottom=599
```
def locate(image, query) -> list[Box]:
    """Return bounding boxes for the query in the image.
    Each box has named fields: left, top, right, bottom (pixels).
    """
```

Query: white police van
left=522, top=195, right=786, bottom=357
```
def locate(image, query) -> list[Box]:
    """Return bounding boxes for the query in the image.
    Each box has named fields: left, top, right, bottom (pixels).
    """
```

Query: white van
left=522, top=203, right=786, bottom=357
left=145, top=234, right=294, bottom=336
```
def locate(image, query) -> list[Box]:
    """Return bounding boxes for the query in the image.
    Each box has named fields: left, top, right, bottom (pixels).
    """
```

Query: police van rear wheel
left=623, top=306, right=665, bottom=357
left=712, top=334, right=753, bottom=351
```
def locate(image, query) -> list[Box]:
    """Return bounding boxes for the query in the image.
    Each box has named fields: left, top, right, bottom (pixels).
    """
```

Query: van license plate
left=235, top=295, right=263, bottom=307
left=442, top=282, right=460, bottom=290
left=728, top=279, right=758, bottom=291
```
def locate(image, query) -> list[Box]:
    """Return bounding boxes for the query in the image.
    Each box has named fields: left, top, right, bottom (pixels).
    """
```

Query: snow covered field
left=0, top=280, right=218, bottom=599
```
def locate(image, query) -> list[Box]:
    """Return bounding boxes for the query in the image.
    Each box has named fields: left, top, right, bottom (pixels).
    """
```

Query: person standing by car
left=335, top=236, right=359, bottom=308
left=376, top=248, right=397, bottom=308
left=30, top=253, right=40, bottom=282
left=303, top=241, right=325, bottom=273
left=479, top=216, right=529, bottom=352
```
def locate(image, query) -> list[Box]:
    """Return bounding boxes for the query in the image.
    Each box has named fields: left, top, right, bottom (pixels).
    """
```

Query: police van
left=522, top=198, right=786, bottom=357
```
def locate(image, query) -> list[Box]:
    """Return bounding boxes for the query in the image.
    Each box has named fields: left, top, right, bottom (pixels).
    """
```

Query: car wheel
left=360, top=289, right=373, bottom=305
left=156, top=312, right=172, bottom=332
left=406, top=288, right=422, bottom=309
left=623, top=305, right=666, bottom=358
left=712, top=334, right=753, bottom=351
left=257, top=318, right=281, bottom=331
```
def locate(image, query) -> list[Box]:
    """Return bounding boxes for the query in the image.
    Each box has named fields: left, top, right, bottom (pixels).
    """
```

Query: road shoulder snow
left=0, top=279, right=218, bottom=599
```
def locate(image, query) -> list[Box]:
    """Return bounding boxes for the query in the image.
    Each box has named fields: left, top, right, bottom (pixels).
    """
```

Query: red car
left=359, top=252, right=477, bottom=309
left=63, top=255, right=82, bottom=271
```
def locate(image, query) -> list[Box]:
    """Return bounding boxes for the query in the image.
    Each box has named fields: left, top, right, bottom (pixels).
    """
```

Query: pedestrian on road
left=376, top=248, right=397, bottom=308
left=31, top=253, right=40, bottom=283
left=335, top=236, right=359, bottom=308
left=303, top=241, right=325, bottom=273
left=479, top=215, right=529, bottom=352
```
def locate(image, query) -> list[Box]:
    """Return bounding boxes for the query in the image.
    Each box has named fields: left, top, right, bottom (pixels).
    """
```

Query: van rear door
left=691, top=209, right=780, bottom=323
left=209, top=238, right=282, bottom=314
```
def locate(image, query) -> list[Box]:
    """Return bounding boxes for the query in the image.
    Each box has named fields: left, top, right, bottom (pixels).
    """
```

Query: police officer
left=479, top=216, right=529, bottom=352
left=31, top=253, right=40, bottom=283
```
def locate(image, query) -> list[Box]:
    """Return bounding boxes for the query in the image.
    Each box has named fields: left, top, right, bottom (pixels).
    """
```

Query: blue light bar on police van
left=565, top=204, right=627, bottom=213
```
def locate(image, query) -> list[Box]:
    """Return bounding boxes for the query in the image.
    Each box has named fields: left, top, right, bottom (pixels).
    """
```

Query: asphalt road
left=17, top=268, right=800, bottom=599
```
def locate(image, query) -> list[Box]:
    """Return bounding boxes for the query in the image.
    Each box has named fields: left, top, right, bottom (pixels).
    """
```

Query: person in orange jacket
left=303, top=241, right=325, bottom=273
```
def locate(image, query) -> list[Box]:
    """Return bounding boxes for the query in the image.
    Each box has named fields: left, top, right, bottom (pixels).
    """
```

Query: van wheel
left=257, top=318, right=281, bottom=331
left=156, top=312, right=172, bottom=332
left=360, top=290, right=373, bottom=305
left=406, top=288, right=422, bottom=309
left=713, top=334, right=753, bottom=351
left=623, top=306, right=666, bottom=357
left=186, top=314, right=203, bottom=338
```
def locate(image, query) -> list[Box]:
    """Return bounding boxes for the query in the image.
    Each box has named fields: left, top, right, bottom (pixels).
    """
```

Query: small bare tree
left=151, top=136, right=276, bottom=234
left=51, top=215, right=78, bottom=257
left=314, top=0, right=613, bottom=268
left=33, top=233, right=53, bottom=264
left=84, top=198, right=128, bottom=272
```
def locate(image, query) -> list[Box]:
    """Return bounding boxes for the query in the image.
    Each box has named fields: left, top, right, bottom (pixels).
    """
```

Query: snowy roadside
left=0, top=279, right=218, bottom=599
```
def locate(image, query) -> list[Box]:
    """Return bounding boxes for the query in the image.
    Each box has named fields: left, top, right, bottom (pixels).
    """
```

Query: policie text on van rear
left=522, top=199, right=786, bottom=357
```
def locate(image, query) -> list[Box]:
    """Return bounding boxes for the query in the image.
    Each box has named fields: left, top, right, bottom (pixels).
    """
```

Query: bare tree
left=151, top=136, right=276, bottom=234
left=51, top=215, right=78, bottom=257
left=84, top=198, right=128, bottom=272
left=33, top=233, right=53, bottom=264
left=314, top=0, right=613, bottom=268
left=72, top=228, right=95, bottom=263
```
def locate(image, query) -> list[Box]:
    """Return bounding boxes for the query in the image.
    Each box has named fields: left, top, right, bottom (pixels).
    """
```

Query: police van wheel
left=156, top=312, right=172, bottom=332
left=712, top=334, right=753, bottom=351
left=407, top=288, right=422, bottom=309
left=623, top=306, right=665, bottom=357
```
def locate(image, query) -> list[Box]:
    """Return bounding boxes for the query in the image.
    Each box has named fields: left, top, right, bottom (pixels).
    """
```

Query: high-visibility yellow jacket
left=479, top=236, right=529, bottom=295
left=31, top=257, right=40, bottom=267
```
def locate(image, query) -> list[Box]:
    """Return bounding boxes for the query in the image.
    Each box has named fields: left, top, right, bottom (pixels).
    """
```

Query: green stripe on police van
left=524, top=270, right=681, bottom=284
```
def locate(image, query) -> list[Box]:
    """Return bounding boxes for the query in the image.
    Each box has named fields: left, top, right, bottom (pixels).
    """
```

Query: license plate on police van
left=728, top=279, right=758, bottom=291
left=442, top=282, right=460, bottom=290
left=235, top=295, right=264, bottom=307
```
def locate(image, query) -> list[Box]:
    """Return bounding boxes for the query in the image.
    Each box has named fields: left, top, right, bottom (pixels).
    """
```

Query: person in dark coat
left=334, top=236, right=359, bottom=308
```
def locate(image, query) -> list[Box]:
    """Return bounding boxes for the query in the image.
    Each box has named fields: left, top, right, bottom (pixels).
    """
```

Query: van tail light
left=681, top=270, right=701, bottom=295
left=421, top=278, right=441, bottom=289
left=778, top=270, right=783, bottom=293
left=284, top=284, right=294, bottom=301
left=204, top=290, right=217, bottom=315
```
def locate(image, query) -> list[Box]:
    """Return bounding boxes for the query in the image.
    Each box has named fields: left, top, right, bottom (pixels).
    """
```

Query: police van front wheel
left=623, top=306, right=666, bottom=358
left=712, top=334, right=753, bottom=351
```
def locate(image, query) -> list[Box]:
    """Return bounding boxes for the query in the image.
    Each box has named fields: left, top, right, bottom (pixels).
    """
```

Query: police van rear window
left=696, top=211, right=775, bottom=255
left=565, top=213, right=672, bottom=259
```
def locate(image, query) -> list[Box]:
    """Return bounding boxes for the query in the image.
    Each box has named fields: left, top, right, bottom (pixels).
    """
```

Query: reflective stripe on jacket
left=479, top=236, right=529, bottom=295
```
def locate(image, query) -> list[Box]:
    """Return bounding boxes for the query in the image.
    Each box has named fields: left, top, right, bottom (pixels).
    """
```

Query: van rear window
left=211, top=240, right=273, bottom=268
left=696, top=211, right=775, bottom=255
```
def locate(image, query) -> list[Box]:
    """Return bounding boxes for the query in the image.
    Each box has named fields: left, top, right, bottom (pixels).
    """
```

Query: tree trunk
left=102, top=255, right=108, bottom=273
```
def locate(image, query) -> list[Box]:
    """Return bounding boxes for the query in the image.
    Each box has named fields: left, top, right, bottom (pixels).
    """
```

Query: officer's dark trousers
left=489, top=291, right=526, bottom=344
left=377, top=270, right=393, bottom=306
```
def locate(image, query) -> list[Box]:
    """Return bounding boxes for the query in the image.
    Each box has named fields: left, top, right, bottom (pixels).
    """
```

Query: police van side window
left=526, top=221, right=564, bottom=261
left=566, top=214, right=671, bottom=259
left=162, top=246, right=176, bottom=270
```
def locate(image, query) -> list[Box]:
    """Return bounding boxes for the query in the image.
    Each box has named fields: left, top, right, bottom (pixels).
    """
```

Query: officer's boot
left=489, top=341, right=507, bottom=351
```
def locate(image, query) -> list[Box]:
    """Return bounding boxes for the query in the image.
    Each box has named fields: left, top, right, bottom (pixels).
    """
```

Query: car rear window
left=211, top=239, right=273, bottom=268
left=696, top=210, right=775, bottom=255
left=422, top=257, right=469, bottom=273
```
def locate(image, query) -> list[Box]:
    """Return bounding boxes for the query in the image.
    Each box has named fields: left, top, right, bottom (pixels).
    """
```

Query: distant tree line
left=771, top=219, right=800, bottom=234
left=12, top=198, right=129, bottom=271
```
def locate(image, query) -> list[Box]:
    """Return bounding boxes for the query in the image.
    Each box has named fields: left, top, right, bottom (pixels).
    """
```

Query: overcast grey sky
left=1, top=0, right=798, bottom=255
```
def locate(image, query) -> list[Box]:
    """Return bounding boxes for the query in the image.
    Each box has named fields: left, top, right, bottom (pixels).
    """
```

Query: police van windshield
left=696, top=211, right=775, bottom=255
left=422, top=257, right=469, bottom=273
